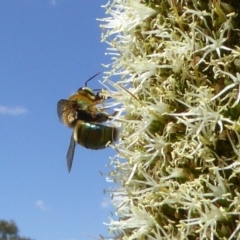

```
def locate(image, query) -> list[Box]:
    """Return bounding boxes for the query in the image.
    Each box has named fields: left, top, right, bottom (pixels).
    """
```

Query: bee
left=57, top=73, right=117, bottom=172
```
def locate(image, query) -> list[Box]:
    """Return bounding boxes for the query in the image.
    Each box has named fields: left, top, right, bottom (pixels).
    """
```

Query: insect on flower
left=57, top=73, right=117, bottom=172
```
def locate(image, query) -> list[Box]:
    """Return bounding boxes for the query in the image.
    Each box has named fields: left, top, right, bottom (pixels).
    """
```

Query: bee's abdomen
left=74, top=121, right=117, bottom=150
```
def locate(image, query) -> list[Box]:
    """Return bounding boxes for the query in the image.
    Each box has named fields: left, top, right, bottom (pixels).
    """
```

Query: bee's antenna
left=85, top=72, right=100, bottom=87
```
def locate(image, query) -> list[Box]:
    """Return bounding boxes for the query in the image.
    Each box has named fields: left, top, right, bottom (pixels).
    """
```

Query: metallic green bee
left=57, top=73, right=117, bottom=172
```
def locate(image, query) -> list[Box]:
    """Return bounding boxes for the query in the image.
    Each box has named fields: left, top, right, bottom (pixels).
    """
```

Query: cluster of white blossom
left=99, top=0, right=240, bottom=239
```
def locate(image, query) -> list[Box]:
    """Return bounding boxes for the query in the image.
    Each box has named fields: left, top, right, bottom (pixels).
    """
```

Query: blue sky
left=0, top=1, right=117, bottom=239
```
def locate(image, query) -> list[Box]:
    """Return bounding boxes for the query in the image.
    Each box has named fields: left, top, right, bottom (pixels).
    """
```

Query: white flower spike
left=99, top=0, right=240, bottom=239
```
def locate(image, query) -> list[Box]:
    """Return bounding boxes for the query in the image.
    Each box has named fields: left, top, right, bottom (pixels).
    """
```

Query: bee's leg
left=95, top=91, right=111, bottom=101
left=94, top=112, right=110, bottom=122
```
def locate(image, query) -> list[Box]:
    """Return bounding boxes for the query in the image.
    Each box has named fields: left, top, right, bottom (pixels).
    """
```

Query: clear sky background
left=0, top=1, right=117, bottom=239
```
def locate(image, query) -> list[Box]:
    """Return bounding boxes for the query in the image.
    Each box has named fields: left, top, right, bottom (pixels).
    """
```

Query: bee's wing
left=66, top=133, right=76, bottom=172
left=57, top=99, right=69, bottom=120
